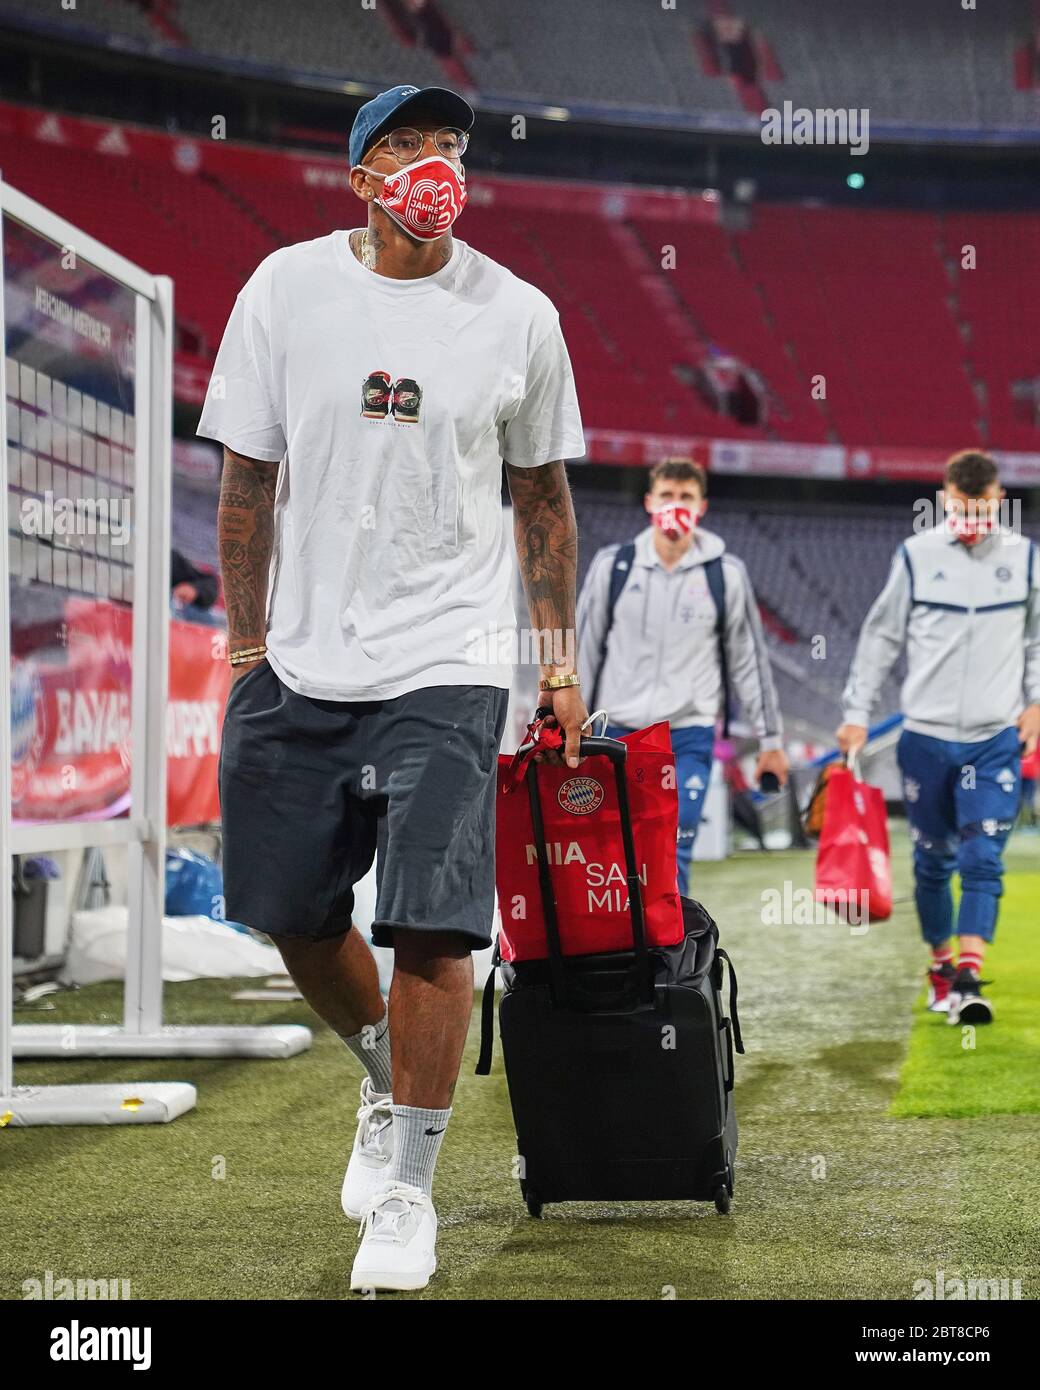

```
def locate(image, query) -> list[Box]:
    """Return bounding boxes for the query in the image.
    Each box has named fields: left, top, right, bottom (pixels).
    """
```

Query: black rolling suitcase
left=477, top=734, right=744, bottom=1218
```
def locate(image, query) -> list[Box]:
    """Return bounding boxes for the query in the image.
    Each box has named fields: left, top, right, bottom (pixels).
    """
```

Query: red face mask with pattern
left=362, top=156, right=467, bottom=241
left=651, top=504, right=696, bottom=541
left=946, top=503, right=996, bottom=546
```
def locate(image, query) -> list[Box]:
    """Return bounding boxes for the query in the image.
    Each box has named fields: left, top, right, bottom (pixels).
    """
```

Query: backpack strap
left=704, top=555, right=731, bottom=737
left=589, top=541, right=636, bottom=709
left=474, top=937, right=501, bottom=1076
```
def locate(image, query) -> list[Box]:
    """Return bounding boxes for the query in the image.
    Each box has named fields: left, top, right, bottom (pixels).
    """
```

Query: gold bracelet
left=539, top=673, right=581, bottom=692
left=229, top=645, right=267, bottom=666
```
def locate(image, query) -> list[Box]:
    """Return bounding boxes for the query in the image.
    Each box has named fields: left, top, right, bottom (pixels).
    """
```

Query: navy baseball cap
left=349, top=84, right=474, bottom=168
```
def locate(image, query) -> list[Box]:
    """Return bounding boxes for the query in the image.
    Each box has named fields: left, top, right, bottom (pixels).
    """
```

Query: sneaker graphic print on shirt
left=392, top=378, right=422, bottom=422
left=361, top=370, right=392, bottom=418
left=361, top=371, right=423, bottom=423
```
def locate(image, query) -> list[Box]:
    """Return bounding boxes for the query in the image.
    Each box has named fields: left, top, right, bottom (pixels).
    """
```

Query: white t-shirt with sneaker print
left=198, top=229, right=585, bottom=700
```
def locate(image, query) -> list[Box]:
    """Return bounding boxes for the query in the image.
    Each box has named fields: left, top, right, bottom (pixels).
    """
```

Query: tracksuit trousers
left=896, top=726, right=1021, bottom=944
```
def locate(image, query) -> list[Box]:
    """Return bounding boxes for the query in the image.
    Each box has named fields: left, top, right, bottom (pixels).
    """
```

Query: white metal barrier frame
left=0, top=182, right=309, bottom=1128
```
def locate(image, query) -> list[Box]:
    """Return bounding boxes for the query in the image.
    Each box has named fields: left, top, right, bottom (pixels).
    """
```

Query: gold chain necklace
left=355, top=229, right=376, bottom=271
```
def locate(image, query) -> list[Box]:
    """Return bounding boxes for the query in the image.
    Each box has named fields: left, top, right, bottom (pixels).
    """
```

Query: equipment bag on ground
left=478, top=733, right=743, bottom=1217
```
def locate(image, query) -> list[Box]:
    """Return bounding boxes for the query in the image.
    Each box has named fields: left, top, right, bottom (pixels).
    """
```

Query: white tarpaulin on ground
left=61, top=907, right=283, bottom=985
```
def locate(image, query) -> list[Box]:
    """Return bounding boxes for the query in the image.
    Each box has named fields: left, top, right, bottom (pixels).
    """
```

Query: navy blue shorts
left=218, top=661, right=508, bottom=948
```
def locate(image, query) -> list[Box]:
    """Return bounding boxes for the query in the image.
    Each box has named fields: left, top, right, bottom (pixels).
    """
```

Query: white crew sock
left=391, top=1105, right=452, bottom=1197
left=339, top=1008, right=393, bottom=1097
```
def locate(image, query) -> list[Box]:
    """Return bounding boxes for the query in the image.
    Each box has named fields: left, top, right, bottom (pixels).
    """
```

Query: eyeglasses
left=372, top=127, right=469, bottom=164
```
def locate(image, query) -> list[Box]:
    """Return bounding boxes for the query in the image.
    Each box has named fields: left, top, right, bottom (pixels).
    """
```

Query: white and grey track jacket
left=576, top=526, right=783, bottom=747
left=842, top=523, right=1040, bottom=743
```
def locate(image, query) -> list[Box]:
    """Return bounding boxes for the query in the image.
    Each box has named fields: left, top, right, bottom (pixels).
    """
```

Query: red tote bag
left=496, top=721, right=685, bottom=962
left=814, top=764, right=892, bottom=923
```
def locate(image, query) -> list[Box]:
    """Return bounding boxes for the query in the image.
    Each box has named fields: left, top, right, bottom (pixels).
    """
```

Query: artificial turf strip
left=890, top=847, right=1040, bottom=1119
left=2, top=839, right=1038, bottom=1299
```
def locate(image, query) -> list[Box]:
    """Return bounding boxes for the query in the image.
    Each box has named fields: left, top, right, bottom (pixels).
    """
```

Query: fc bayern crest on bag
left=557, top=776, right=604, bottom=815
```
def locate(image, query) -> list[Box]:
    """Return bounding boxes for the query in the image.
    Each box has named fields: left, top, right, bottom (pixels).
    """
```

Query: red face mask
left=651, top=504, right=695, bottom=541
left=946, top=506, right=996, bottom=546
left=366, top=156, right=467, bottom=241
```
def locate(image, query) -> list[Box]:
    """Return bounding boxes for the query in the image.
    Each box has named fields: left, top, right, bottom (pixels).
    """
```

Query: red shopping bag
left=814, top=765, right=892, bottom=923
left=496, top=721, right=684, bottom=961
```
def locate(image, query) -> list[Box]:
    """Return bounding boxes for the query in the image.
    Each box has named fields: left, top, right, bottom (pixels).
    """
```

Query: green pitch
left=2, top=835, right=1037, bottom=1300
left=891, top=841, right=1040, bottom=1119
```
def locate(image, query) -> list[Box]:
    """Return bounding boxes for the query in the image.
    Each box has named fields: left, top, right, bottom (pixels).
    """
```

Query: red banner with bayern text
left=11, top=598, right=229, bottom=827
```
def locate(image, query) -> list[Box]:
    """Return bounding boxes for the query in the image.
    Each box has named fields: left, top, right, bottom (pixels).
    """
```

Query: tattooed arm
left=218, top=446, right=278, bottom=681
left=505, top=460, right=588, bottom=767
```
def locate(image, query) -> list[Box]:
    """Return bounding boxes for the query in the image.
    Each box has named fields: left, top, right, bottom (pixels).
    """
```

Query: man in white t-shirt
left=198, top=84, right=587, bottom=1293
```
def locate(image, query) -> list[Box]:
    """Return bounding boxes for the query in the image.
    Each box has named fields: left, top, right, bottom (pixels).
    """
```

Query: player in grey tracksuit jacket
left=576, top=462, right=785, bottom=890
left=838, top=457, right=1040, bottom=1023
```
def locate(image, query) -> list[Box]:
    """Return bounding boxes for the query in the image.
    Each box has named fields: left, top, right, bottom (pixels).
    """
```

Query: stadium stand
left=76, top=0, right=157, bottom=47
left=441, top=0, right=745, bottom=115
left=939, top=210, right=1040, bottom=453
left=9, top=0, right=1038, bottom=130
left=2, top=107, right=1036, bottom=457
left=4, top=109, right=1034, bottom=455
left=173, top=0, right=447, bottom=87
left=738, top=0, right=1040, bottom=129
left=733, top=205, right=981, bottom=448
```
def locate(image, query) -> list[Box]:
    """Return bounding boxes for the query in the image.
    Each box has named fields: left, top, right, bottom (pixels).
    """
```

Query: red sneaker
left=926, top=961, right=956, bottom=1013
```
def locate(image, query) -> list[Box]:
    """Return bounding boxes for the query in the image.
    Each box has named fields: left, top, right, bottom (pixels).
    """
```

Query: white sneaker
left=341, top=1077, right=395, bottom=1222
left=350, top=1183, right=437, bottom=1293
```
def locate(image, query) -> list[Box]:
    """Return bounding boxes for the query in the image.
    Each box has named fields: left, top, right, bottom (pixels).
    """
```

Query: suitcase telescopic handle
left=525, top=728, right=652, bottom=1007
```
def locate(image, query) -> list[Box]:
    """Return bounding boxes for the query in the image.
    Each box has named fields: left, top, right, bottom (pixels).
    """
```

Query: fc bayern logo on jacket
left=558, top=776, right=605, bottom=815
left=361, top=371, right=423, bottom=423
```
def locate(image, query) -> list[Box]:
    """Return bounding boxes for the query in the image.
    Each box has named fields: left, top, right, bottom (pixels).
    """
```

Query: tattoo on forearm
left=506, top=461, right=578, bottom=668
left=218, top=447, right=278, bottom=645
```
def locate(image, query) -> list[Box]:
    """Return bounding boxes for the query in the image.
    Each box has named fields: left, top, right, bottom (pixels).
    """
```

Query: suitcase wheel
left=713, top=1185, right=731, bottom=1215
left=525, top=1190, right=544, bottom=1219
